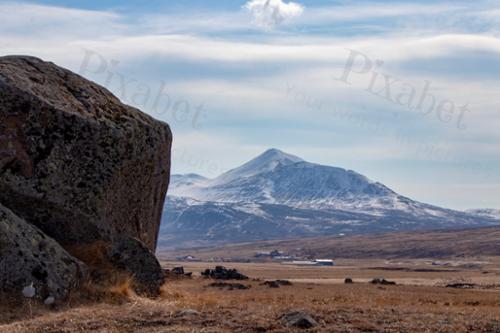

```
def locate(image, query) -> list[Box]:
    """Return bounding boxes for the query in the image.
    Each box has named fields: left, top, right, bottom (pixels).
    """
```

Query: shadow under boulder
left=108, top=237, right=165, bottom=297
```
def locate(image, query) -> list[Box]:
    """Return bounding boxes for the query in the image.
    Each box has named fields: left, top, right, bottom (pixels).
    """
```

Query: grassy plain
left=2, top=258, right=500, bottom=333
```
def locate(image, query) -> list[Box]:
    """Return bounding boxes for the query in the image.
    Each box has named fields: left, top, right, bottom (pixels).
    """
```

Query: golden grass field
left=2, top=258, right=500, bottom=333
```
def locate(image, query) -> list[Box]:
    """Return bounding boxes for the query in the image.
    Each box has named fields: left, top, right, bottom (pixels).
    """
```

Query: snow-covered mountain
left=170, top=149, right=396, bottom=209
left=467, top=209, right=500, bottom=220
left=159, top=149, right=500, bottom=249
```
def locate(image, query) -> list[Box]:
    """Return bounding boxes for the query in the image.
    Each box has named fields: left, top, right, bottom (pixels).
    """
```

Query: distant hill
left=159, top=226, right=500, bottom=260
left=160, top=149, right=500, bottom=248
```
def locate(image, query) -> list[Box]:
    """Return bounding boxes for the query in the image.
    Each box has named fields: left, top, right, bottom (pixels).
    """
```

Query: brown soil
left=2, top=260, right=500, bottom=333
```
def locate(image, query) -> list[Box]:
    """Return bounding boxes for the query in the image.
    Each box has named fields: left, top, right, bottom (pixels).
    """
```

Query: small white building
left=315, top=259, right=335, bottom=266
left=283, top=259, right=335, bottom=266
left=285, top=260, right=318, bottom=266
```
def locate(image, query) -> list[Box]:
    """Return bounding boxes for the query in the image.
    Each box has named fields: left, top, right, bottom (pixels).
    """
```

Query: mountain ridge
left=160, top=148, right=500, bottom=249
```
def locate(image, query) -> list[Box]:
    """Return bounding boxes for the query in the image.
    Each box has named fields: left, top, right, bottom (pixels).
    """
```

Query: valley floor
left=2, top=259, right=500, bottom=333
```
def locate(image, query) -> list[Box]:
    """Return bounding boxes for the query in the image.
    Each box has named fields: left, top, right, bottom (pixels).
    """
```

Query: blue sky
left=1, top=0, right=499, bottom=210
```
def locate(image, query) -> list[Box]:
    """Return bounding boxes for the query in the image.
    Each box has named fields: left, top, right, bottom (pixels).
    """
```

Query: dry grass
left=0, top=242, right=136, bottom=327
left=2, top=260, right=500, bottom=332
left=161, top=259, right=500, bottom=285
left=65, top=241, right=140, bottom=301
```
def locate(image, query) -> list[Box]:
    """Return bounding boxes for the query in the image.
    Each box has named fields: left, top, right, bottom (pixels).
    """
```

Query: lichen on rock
left=0, top=55, right=172, bottom=299
left=0, top=203, right=87, bottom=300
left=0, top=55, right=172, bottom=251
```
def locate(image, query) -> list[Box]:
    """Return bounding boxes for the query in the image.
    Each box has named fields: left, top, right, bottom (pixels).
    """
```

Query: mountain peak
left=256, top=148, right=304, bottom=163
left=210, top=148, right=303, bottom=185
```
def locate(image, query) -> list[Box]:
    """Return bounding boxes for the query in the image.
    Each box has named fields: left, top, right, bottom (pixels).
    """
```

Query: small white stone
left=44, top=296, right=55, bottom=305
left=22, top=283, right=36, bottom=298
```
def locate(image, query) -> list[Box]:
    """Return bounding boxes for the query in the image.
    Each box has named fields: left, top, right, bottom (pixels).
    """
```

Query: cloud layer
left=244, top=0, right=304, bottom=28
left=1, top=0, right=499, bottom=209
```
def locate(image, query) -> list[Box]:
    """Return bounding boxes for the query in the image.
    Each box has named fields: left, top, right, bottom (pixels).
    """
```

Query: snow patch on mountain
left=467, top=209, right=500, bottom=219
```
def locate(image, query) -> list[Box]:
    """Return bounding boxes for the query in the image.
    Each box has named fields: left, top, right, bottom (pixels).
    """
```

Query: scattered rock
left=446, top=283, right=476, bottom=289
left=201, top=266, right=248, bottom=280
left=261, top=280, right=293, bottom=288
left=345, top=278, right=354, bottom=284
left=22, top=283, right=36, bottom=298
left=108, top=237, right=165, bottom=297
left=164, top=266, right=193, bottom=279
left=172, top=267, right=185, bottom=275
left=0, top=204, right=86, bottom=300
left=207, top=282, right=250, bottom=290
left=371, top=278, right=396, bottom=285
left=263, top=281, right=280, bottom=288
left=0, top=56, right=172, bottom=251
left=176, top=309, right=200, bottom=317
left=276, top=279, right=292, bottom=286
left=44, top=296, right=55, bottom=305
left=281, top=311, right=318, bottom=329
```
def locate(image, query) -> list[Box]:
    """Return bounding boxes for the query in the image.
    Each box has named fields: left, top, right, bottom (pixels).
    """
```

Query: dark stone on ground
left=201, top=266, right=248, bottom=280
left=265, top=281, right=280, bottom=288
left=261, top=280, right=293, bottom=288
left=164, top=267, right=193, bottom=279
left=278, top=279, right=292, bottom=286
left=108, top=237, right=165, bottom=297
left=446, top=283, right=476, bottom=289
left=207, top=282, right=250, bottom=290
left=175, top=309, right=200, bottom=317
left=371, top=278, right=396, bottom=285
left=0, top=204, right=86, bottom=300
left=345, top=278, right=353, bottom=284
left=172, top=267, right=185, bottom=275
left=281, top=310, right=318, bottom=329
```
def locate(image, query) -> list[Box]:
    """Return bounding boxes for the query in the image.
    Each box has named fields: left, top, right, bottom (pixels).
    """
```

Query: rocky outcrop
left=0, top=55, right=172, bottom=299
left=201, top=266, right=249, bottom=280
left=280, top=311, right=318, bottom=329
left=0, top=55, right=172, bottom=251
left=108, top=237, right=165, bottom=297
left=371, top=278, right=396, bottom=285
left=0, top=204, right=86, bottom=300
left=261, top=280, right=292, bottom=288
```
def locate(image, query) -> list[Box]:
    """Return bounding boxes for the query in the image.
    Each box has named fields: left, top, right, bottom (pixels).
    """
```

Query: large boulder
left=0, top=55, right=172, bottom=251
left=108, top=237, right=165, bottom=297
left=0, top=203, right=86, bottom=300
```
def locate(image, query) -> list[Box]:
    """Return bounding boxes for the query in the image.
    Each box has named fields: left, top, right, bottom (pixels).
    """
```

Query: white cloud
left=1, top=2, right=499, bottom=208
left=300, top=3, right=462, bottom=23
left=244, top=0, right=304, bottom=28
left=0, top=2, right=123, bottom=37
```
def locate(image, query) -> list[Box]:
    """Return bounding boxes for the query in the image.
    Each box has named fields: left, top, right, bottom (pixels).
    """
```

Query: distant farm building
left=255, top=250, right=285, bottom=258
left=315, top=259, right=334, bottom=266
left=176, top=255, right=196, bottom=261
left=286, top=261, right=318, bottom=266
left=283, top=259, right=335, bottom=266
